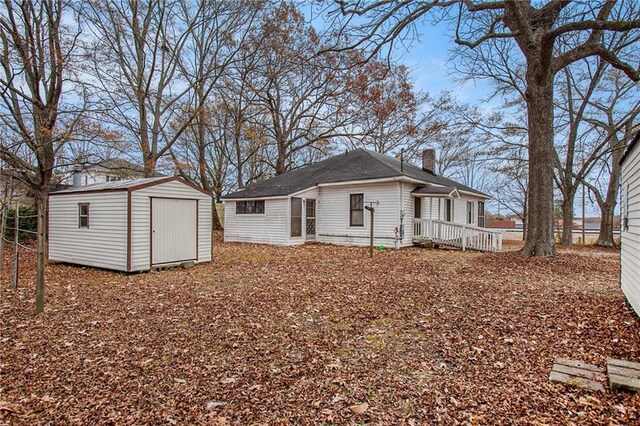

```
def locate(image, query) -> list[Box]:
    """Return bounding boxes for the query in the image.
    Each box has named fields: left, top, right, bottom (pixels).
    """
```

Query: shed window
left=467, top=201, right=474, bottom=224
left=78, top=203, right=89, bottom=228
left=236, top=200, right=265, bottom=214
left=350, top=193, right=364, bottom=227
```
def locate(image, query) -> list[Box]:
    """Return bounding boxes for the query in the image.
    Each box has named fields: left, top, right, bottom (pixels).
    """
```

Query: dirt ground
left=1, top=235, right=639, bottom=425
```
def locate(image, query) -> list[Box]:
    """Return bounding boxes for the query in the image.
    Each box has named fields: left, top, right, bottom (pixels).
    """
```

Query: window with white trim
left=78, top=203, right=89, bottom=228
left=350, top=193, right=364, bottom=227
left=236, top=200, right=265, bottom=214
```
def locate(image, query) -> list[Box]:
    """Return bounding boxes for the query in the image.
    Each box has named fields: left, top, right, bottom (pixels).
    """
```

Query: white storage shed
left=621, top=133, right=640, bottom=316
left=49, top=177, right=212, bottom=272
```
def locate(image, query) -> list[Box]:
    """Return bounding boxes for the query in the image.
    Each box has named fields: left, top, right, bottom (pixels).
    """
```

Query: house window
left=414, top=197, right=421, bottom=219
left=350, top=193, right=364, bottom=227
left=291, top=197, right=302, bottom=237
left=445, top=199, right=453, bottom=222
left=478, top=201, right=486, bottom=227
left=467, top=201, right=474, bottom=224
left=78, top=203, right=89, bottom=228
left=236, top=200, right=265, bottom=214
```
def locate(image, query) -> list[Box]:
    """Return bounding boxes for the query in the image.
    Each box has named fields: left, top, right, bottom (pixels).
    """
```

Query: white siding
left=316, top=182, right=402, bottom=247
left=621, top=143, right=640, bottom=316
left=48, top=192, right=128, bottom=271
left=223, top=198, right=289, bottom=245
left=400, top=182, right=414, bottom=246
left=130, top=180, right=212, bottom=271
left=454, top=195, right=485, bottom=226
left=419, top=196, right=445, bottom=221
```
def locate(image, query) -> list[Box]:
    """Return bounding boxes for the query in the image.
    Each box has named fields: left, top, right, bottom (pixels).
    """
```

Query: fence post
left=0, top=202, right=5, bottom=277
left=12, top=200, right=19, bottom=289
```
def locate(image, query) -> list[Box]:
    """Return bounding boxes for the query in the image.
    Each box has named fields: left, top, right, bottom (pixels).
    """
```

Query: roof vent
left=422, top=149, right=436, bottom=174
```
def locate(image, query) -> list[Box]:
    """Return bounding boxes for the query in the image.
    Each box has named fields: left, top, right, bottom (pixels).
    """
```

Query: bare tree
left=216, top=52, right=267, bottom=190
left=492, top=156, right=529, bottom=239
left=0, top=0, right=81, bottom=313
left=249, top=3, right=350, bottom=175
left=581, top=70, right=639, bottom=246
left=343, top=59, right=442, bottom=155
left=328, top=0, right=640, bottom=256
left=80, top=0, right=230, bottom=177
left=172, top=0, right=263, bottom=230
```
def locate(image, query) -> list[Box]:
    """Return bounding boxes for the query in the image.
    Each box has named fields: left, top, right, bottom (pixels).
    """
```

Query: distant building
left=62, top=158, right=153, bottom=187
left=486, top=219, right=516, bottom=229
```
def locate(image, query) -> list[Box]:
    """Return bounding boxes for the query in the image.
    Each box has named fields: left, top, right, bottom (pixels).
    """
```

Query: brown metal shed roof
left=50, top=176, right=211, bottom=196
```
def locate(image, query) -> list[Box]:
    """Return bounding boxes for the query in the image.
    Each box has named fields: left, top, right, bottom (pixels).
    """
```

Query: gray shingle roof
left=223, top=148, right=488, bottom=199
left=411, top=184, right=457, bottom=196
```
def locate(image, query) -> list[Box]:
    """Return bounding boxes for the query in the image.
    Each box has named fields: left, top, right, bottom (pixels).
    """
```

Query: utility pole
left=582, top=182, right=586, bottom=245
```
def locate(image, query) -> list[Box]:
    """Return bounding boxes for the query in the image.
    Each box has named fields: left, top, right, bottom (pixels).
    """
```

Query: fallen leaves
left=1, top=235, right=639, bottom=424
left=349, top=402, right=369, bottom=414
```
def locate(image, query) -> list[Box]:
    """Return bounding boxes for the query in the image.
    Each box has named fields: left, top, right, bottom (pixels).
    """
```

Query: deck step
left=549, top=358, right=605, bottom=392
left=607, top=358, right=640, bottom=393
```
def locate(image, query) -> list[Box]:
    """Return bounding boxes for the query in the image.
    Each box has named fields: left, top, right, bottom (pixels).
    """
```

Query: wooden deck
left=549, top=358, right=606, bottom=392
left=413, top=219, right=503, bottom=252
left=608, top=358, right=640, bottom=393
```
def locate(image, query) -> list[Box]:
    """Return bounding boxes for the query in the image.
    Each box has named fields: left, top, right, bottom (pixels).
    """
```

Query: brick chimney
left=422, top=149, right=436, bottom=174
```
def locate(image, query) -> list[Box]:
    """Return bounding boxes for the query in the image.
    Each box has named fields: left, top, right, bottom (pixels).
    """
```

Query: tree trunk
left=34, top=193, right=47, bottom=314
left=275, top=134, right=287, bottom=175
left=521, top=193, right=528, bottom=241
left=596, top=147, right=623, bottom=247
left=211, top=201, right=222, bottom=231
left=522, top=62, right=557, bottom=256
left=596, top=200, right=616, bottom=247
left=211, top=154, right=224, bottom=231
left=560, top=192, right=574, bottom=245
left=143, top=155, right=157, bottom=178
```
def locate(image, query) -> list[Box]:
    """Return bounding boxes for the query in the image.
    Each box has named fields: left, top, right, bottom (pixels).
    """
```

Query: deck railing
left=413, top=219, right=503, bottom=252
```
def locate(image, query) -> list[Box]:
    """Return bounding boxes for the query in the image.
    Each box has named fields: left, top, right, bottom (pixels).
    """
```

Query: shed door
left=151, top=198, right=197, bottom=265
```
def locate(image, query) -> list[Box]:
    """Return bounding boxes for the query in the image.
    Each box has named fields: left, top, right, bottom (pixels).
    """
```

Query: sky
left=390, top=22, right=493, bottom=102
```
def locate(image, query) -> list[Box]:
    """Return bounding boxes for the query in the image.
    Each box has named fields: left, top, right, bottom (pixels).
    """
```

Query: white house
left=49, top=177, right=212, bottom=272
left=620, top=132, right=640, bottom=316
left=62, top=158, right=156, bottom=187
left=223, top=149, right=501, bottom=251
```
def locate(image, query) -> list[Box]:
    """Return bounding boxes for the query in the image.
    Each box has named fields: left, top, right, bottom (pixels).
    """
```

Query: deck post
left=462, top=226, right=467, bottom=251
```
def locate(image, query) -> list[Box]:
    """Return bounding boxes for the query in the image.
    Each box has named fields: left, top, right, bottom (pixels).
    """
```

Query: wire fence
left=1, top=201, right=37, bottom=289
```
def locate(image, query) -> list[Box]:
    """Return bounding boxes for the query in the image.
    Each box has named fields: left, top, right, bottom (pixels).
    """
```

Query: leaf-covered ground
left=2, top=236, right=639, bottom=424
